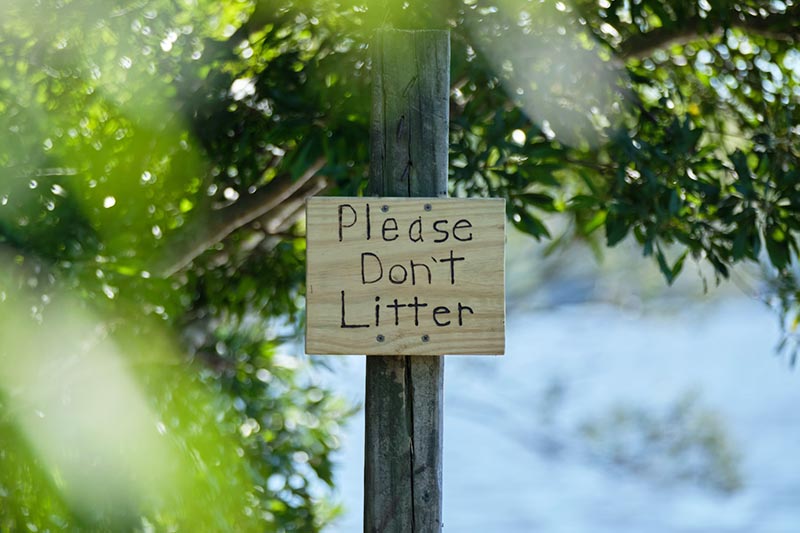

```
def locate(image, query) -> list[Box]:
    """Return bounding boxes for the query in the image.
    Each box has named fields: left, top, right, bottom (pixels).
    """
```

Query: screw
left=421, top=334, right=430, bottom=342
left=376, top=334, right=385, bottom=342
left=381, top=205, right=389, bottom=213
left=424, top=203, right=432, bottom=211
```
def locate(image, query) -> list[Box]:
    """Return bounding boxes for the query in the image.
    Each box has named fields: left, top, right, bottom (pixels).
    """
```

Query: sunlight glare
left=465, top=0, right=629, bottom=148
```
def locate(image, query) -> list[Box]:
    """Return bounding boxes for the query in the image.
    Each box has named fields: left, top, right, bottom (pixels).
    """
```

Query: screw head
left=376, top=334, right=385, bottom=342
left=424, top=203, right=432, bottom=211
left=381, top=205, right=389, bottom=213
left=421, top=334, right=430, bottom=342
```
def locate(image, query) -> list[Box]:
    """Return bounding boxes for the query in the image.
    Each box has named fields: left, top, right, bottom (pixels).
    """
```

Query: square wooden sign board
left=305, top=197, right=505, bottom=355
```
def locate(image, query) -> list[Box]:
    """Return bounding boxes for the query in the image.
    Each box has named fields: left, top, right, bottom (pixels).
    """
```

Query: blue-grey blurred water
left=321, top=295, right=800, bottom=533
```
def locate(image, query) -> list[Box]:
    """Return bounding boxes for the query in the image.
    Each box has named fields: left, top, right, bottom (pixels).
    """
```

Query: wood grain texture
left=306, top=197, right=505, bottom=356
left=364, top=29, right=449, bottom=533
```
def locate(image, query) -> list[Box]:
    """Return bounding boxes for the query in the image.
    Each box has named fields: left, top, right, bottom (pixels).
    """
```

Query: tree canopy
left=2, top=0, right=800, bottom=530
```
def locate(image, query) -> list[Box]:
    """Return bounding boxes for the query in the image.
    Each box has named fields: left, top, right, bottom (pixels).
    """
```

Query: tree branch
left=153, top=156, right=326, bottom=278
left=261, top=175, right=328, bottom=234
left=618, top=7, right=800, bottom=60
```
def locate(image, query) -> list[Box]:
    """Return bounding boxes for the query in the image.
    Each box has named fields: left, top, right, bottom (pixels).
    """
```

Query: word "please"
left=338, top=203, right=474, bottom=243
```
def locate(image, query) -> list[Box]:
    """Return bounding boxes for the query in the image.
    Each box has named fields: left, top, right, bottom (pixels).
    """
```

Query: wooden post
left=364, top=29, right=449, bottom=532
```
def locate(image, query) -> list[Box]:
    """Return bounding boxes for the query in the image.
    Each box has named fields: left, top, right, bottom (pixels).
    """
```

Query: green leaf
left=707, top=252, right=730, bottom=278
left=730, top=150, right=753, bottom=197
left=731, top=229, right=748, bottom=261
left=765, top=223, right=790, bottom=269
left=518, top=192, right=558, bottom=212
left=513, top=210, right=551, bottom=240
left=671, top=250, right=688, bottom=280
left=569, top=194, right=601, bottom=210
left=582, top=210, right=606, bottom=234
left=655, top=246, right=673, bottom=284
left=604, top=209, right=630, bottom=246
left=643, top=238, right=653, bottom=257
left=668, top=189, right=681, bottom=215
left=518, top=164, right=560, bottom=187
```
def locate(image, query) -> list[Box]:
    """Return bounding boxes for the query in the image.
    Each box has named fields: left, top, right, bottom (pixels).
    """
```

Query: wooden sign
left=305, top=197, right=505, bottom=355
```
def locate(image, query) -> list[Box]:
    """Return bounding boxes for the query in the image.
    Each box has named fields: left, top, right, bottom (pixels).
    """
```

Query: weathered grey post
left=364, top=29, right=449, bottom=532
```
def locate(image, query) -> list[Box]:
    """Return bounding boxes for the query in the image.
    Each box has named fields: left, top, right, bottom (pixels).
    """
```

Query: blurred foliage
left=1, top=0, right=800, bottom=529
left=581, top=391, right=742, bottom=493
left=0, top=0, right=355, bottom=529
left=446, top=0, right=800, bottom=357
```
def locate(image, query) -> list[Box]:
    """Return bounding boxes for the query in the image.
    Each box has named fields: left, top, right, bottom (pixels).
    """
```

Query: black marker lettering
left=361, top=252, right=383, bottom=284
left=409, top=216, right=423, bottom=242
left=433, top=306, right=451, bottom=326
left=410, top=260, right=432, bottom=285
left=452, top=219, right=473, bottom=242
left=341, top=290, right=369, bottom=328
left=338, top=204, right=356, bottom=242
left=433, top=219, right=450, bottom=243
left=407, top=296, right=429, bottom=327
left=386, top=298, right=407, bottom=326
left=439, top=249, right=466, bottom=284
left=366, top=203, right=371, bottom=240
left=389, top=264, right=408, bottom=284
left=382, top=218, right=399, bottom=241
left=457, top=302, right=474, bottom=326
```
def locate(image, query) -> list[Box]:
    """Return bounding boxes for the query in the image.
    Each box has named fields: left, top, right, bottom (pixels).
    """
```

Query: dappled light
left=0, top=245, right=346, bottom=529
left=2, top=0, right=800, bottom=530
left=0, top=3, right=349, bottom=528
left=464, top=0, right=630, bottom=148
left=0, top=256, right=308, bottom=530
left=0, top=294, right=181, bottom=521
